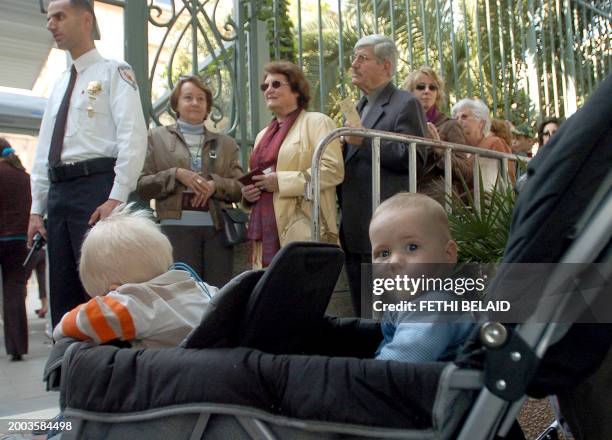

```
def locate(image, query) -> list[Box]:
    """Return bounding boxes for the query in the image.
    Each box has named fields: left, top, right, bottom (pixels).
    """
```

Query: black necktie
left=48, top=65, right=77, bottom=167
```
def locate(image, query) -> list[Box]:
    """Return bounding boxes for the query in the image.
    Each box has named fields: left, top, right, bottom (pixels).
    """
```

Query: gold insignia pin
left=86, top=81, right=102, bottom=117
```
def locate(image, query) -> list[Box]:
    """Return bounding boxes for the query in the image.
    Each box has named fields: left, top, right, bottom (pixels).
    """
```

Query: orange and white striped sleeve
left=53, top=295, right=136, bottom=343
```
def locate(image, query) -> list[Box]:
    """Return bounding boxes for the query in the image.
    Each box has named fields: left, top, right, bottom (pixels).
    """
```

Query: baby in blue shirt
left=370, top=192, right=474, bottom=363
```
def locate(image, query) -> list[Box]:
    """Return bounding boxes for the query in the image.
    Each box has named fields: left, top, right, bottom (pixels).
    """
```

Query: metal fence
left=309, top=128, right=528, bottom=241
left=109, top=1, right=610, bottom=152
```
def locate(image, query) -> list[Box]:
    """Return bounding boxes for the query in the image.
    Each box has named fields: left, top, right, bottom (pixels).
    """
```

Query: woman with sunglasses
left=403, top=66, right=469, bottom=203
left=241, top=61, right=344, bottom=268
left=137, top=75, right=244, bottom=287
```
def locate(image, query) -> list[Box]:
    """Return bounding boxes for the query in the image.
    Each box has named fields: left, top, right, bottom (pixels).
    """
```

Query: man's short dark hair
left=49, top=0, right=94, bottom=13
left=49, top=0, right=99, bottom=39
left=70, top=0, right=95, bottom=13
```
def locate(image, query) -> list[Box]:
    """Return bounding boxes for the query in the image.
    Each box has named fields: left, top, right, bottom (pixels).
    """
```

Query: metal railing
left=309, top=128, right=529, bottom=241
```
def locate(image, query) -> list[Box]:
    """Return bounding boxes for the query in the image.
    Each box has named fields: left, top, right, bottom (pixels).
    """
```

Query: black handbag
left=206, top=139, right=249, bottom=247
left=221, top=205, right=249, bottom=246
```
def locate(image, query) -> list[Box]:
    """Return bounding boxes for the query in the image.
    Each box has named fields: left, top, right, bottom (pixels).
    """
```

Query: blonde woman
left=403, top=66, right=469, bottom=202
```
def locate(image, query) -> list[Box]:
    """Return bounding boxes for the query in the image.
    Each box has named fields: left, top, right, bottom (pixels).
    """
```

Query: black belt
left=48, top=157, right=116, bottom=183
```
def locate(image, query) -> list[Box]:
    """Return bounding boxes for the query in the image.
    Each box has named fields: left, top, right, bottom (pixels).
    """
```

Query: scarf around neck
left=425, top=105, right=440, bottom=124
left=247, top=108, right=302, bottom=267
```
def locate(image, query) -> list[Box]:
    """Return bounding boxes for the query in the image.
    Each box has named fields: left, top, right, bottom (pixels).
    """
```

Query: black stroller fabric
left=48, top=242, right=458, bottom=434
left=184, top=241, right=346, bottom=353
left=498, top=74, right=612, bottom=397
left=504, top=75, right=612, bottom=265
left=237, top=241, right=344, bottom=354
left=183, top=269, right=265, bottom=349
left=60, top=343, right=445, bottom=430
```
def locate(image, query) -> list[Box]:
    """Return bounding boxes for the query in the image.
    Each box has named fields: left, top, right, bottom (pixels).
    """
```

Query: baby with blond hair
left=53, top=204, right=217, bottom=348
left=370, top=193, right=473, bottom=362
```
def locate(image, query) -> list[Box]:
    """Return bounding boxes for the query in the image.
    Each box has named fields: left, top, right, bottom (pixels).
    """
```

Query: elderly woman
left=452, top=99, right=515, bottom=190
left=403, top=66, right=469, bottom=203
left=241, top=61, right=344, bottom=268
left=137, top=75, right=244, bottom=286
left=0, top=140, right=30, bottom=361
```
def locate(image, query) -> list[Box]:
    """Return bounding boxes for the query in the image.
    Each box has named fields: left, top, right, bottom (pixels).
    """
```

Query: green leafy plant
left=447, top=176, right=516, bottom=263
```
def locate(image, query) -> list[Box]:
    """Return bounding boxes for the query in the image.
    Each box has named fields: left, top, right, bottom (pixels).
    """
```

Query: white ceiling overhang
left=0, top=0, right=54, bottom=90
left=0, top=92, right=46, bottom=135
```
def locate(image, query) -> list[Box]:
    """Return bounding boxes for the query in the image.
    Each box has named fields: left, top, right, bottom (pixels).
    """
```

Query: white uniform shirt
left=31, top=48, right=147, bottom=215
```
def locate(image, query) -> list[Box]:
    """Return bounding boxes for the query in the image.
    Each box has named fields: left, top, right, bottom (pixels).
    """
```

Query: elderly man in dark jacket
left=339, top=34, right=427, bottom=316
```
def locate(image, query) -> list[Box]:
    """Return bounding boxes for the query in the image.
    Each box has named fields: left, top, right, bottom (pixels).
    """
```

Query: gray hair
left=354, top=34, right=398, bottom=74
left=79, top=203, right=173, bottom=297
left=452, top=98, right=491, bottom=136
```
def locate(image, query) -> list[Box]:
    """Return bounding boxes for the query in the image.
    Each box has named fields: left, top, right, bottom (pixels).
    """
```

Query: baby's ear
left=445, top=240, right=458, bottom=263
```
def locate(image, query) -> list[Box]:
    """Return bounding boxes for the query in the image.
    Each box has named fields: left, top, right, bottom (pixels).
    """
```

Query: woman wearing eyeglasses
left=452, top=98, right=516, bottom=192
left=241, top=61, right=344, bottom=268
left=137, top=75, right=244, bottom=286
left=403, top=66, right=469, bottom=203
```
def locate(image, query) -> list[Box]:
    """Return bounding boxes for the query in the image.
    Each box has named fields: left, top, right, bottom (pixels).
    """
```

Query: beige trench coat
left=248, top=110, right=344, bottom=262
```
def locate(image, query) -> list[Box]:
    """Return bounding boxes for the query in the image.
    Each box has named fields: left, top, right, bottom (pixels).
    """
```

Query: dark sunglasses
left=260, top=80, right=289, bottom=92
left=415, top=83, right=438, bottom=91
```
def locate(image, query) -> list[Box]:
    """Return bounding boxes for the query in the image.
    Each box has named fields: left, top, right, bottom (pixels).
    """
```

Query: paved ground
left=0, top=279, right=58, bottom=435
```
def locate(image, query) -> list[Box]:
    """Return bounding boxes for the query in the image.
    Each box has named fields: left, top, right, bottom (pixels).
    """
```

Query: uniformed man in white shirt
left=27, top=0, right=147, bottom=328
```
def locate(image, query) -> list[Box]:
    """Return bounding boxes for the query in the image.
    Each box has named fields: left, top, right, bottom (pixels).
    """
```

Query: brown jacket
left=419, top=113, right=470, bottom=204
left=0, top=161, right=31, bottom=237
left=137, top=124, right=244, bottom=228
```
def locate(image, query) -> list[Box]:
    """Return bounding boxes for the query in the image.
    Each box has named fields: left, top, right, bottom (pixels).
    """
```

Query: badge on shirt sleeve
left=118, top=65, right=138, bottom=91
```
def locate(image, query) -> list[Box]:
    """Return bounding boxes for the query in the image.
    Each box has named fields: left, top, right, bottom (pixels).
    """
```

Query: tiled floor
left=0, top=280, right=58, bottom=428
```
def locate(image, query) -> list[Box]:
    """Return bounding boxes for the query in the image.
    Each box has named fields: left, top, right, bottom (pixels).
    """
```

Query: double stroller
left=44, top=76, right=612, bottom=439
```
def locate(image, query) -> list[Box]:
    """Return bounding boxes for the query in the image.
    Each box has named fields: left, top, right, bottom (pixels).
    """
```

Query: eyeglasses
left=456, top=112, right=477, bottom=121
left=260, top=80, right=289, bottom=92
left=351, top=54, right=374, bottom=64
left=415, top=83, right=438, bottom=91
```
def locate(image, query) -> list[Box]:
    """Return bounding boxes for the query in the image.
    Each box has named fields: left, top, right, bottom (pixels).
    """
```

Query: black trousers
left=0, top=240, right=29, bottom=356
left=344, top=250, right=372, bottom=317
left=161, top=224, right=234, bottom=288
left=47, top=172, right=114, bottom=328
